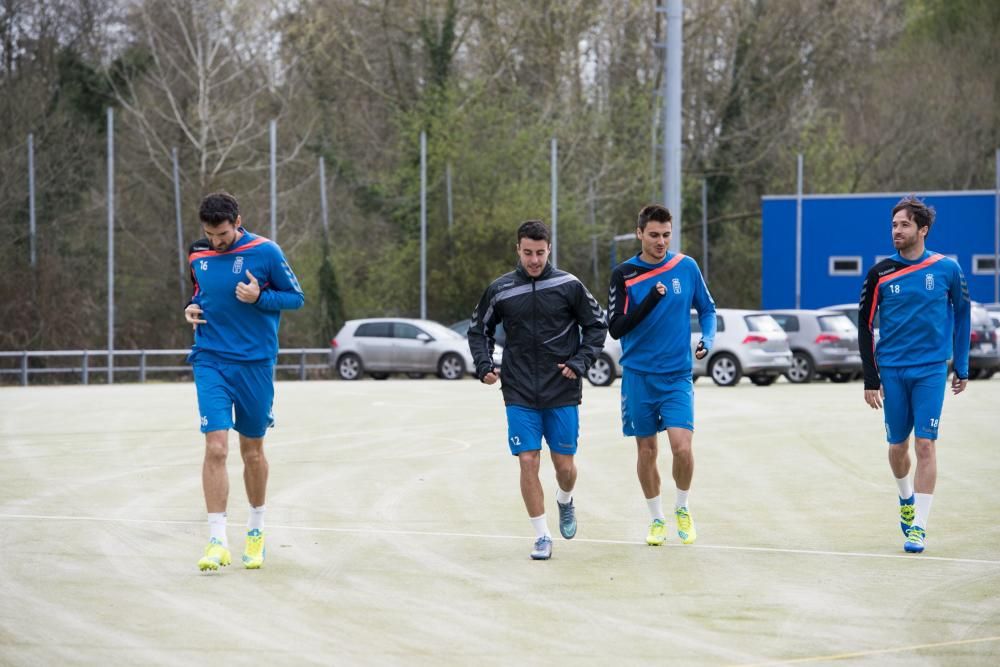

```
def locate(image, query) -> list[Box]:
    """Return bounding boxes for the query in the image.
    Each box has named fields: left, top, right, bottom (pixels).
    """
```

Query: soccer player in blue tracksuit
left=608, top=205, right=716, bottom=547
left=858, top=195, right=970, bottom=554
left=183, top=192, right=304, bottom=571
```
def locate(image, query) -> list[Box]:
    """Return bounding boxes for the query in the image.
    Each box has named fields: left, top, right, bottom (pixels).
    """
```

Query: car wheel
left=749, top=374, right=777, bottom=386
left=709, top=353, right=742, bottom=386
left=785, top=351, right=814, bottom=384
left=586, top=354, right=615, bottom=387
left=968, top=368, right=983, bottom=380
left=369, top=372, right=390, bottom=380
left=982, top=369, right=996, bottom=380
left=438, top=353, right=465, bottom=380
left=405, top=373, right=427, bottom=379
left=828, top=372, right=852, bottom=383
left=336, top=353, right=363, bottom=381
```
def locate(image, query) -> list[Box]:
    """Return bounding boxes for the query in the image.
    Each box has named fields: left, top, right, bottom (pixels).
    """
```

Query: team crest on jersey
left=925, top=273, right=934, bottom=290
left=233, top=256, right=244, bottom=274
left=671, top=278, right=681, bottom=294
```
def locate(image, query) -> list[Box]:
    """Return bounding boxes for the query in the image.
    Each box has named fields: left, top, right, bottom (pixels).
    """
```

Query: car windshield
left=744, top=314, right=783, bottom=333
left=818, top=314, right=857, bottom=333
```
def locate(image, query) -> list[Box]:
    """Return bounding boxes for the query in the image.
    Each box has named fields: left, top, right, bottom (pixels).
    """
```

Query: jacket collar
left=515, top=261, right=555, bottom=282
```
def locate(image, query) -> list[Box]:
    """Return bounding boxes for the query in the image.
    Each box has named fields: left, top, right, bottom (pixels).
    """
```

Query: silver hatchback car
left=691, top=309, right=792, bottom=386
left=332, top=318, right=500, bottom=380
left=767, top=309, right=862, bottom=383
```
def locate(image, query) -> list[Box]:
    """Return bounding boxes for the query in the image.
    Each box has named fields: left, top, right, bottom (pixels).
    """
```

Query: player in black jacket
left=469, top=220, right=607, bottom=560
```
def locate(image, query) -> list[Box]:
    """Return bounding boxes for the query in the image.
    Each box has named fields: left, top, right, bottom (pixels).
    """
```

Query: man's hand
left=694, top=340, right=708, bottom=360
left=557, top=363, right=577, bottom=380
left=951, top=372, right=968, bottom=395
left=236, top=270, right=261, bottom=303
left=481, top=369, right=500, bottom=385
left=184, top=304, right=206, bottom=331
left=655, top=281, right=666, bottom=296
left=864, top=386, right=884, bottom=410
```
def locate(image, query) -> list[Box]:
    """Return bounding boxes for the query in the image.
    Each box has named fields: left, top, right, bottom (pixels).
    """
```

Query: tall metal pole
left=107, top=107, right=115, bottom=383
left=589, top=179, right=598, bottom=287
left=795, top=153, right=804, bottom=309
left=994, top=147, right=999, bottom=303
left=420, top=130, right=427, bottom=320
left=701, top=177, right=709, bottom=283
left=665, top=0, right=683, bottom=252
left=172, top=148, right=186, bottom=307
left=446, top=162, right=453, bottom=232
left=319, top=156, right=329, bottom=239
left=551, top=137, right=558, bottom=267
left=269, top=119, right=277, bottom=241
left=28, top=133, right=36, bottom=267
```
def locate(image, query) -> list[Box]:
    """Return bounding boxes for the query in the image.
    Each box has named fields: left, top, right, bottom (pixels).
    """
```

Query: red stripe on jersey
left=189, top=236, right=270, bottom=264
left=625, top=254, right=686, bottom=289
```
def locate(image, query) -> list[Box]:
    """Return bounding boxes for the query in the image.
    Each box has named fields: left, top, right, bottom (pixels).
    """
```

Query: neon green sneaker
left=899, top=496, right=915, bottom=537
left=197, top=538, right=231, bottom=571
left=242, top=529, right=265, bottom=569
left=675, top=506, right=697, bottom=544
left=646, top=518, right=667, bottom=546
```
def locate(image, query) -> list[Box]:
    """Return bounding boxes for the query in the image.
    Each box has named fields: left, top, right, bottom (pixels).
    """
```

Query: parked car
left=969, top=301, right=1000, bottom=379
left=586, top=333, right=622, bottom=387
left=331, top=318, right=501, bottom=380
left=984, top=303, right=1000, bottom=329
left=449, top=318, right=507, bottom=347
left=766, top=309, right=862, bottom=383
left=691, top=309, right=792, bottom=386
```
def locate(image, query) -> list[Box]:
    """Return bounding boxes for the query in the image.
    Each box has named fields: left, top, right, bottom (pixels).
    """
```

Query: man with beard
left=858, top=195, right=970, bottom=554
left=184, top=191, right=305, bottom=571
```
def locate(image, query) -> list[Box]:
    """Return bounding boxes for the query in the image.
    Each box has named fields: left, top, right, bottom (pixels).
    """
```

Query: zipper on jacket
left=532, top=279, right=539, bottom=406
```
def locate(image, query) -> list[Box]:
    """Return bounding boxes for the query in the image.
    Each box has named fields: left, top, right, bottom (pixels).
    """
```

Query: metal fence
left=0, top=349, right=333, bottom=386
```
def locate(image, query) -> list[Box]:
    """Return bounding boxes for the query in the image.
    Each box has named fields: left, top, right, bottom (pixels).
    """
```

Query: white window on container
left=829, top=256, right=862, bottom=276
left=973, top=254, right=998, bottom=275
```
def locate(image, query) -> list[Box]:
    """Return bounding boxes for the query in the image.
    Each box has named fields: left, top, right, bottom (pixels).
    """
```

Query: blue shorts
left=193, top=361, right=275, bottom=438
left=621, top=369, right=694, bottom=437
left=881, top=363, right=947, bottom=443
left=505, top=405, right=579, bottom=456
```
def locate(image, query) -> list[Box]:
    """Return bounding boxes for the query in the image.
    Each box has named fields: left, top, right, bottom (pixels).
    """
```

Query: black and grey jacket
left=468, top=263, right=608, bottom=409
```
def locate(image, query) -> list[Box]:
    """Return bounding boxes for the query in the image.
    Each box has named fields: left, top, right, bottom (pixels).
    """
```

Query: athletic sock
left=555, top=488, right=573, bottom=505
left=248, top=505, right=266, bottom=532
left=895, top=475, right=914, bottom=501
left=675, top=488, right=690, bottom=510
left=530, top=514, right=551, bottom=539
left=914, top=493, right=933, bottom=530
left=646, top=495, right=666, bottom=521
left=208, top=512, right=228, bottom=547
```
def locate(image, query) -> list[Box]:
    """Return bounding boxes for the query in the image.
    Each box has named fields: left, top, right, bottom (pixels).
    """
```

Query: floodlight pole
left=28, top=133, right=36, bottom=267
left=107, top=107, right=115, bottom=383
left=551, top=137, right=558, bottom=268
left=270, top=119, right=277, bottom=241
left=420, top=130, right=427, bottom=320
left=664, top=0, right=683, bottom=252
left=319, top=156, right=329, bottom=239
left=795, top=153, right=803, bottom=310
left=172, top=148, right=186, bottom=307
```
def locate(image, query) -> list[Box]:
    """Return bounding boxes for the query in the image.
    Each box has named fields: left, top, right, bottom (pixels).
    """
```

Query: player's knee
left=241, top=446, right=266, bottom=466
left=518, top=450, right=541, bottom=472
left=204, top=438, right=228, bottom=463
left=914, top=438, right=935, bottom=459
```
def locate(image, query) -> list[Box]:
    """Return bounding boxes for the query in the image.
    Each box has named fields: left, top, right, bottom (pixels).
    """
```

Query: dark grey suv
left=767, top=309, right=862, bottom=383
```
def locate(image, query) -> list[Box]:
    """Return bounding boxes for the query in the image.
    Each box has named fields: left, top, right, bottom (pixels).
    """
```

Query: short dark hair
left=892, top=195, right=935, bottom=234
left=517, top=219, right=550, bottom=244
left=199, top=191, right=240, bottom=226
left=637, top=204, right=672, bottom=230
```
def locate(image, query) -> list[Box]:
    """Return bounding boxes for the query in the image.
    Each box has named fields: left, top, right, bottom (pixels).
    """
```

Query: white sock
left=555, top=487, right=573, bottom=505
left=208, top=512, right=228, bottom=547
left=248, top=505, right=266, bottom=532
left=530, top=514, right=551, bottom=538
left=914, top=493, right=933, bottom=530
left=675, top=488, right=690, bottom=510
left=646, top=495, right=666, bottom=521
left=895, top=475, right=914, bottom=500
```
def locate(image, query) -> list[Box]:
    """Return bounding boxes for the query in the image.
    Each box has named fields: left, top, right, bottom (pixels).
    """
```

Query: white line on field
left=733, top=634, right=1000, bottom=665
left=1, top=512, right=999, bottom=566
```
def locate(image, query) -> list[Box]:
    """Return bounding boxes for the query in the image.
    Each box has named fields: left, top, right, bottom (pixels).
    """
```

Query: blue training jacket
left=187, top=229, right=304, bottom=365
left=608, top=252, right=716, bottom=375
left=858, top=249, right=971, bottom=390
